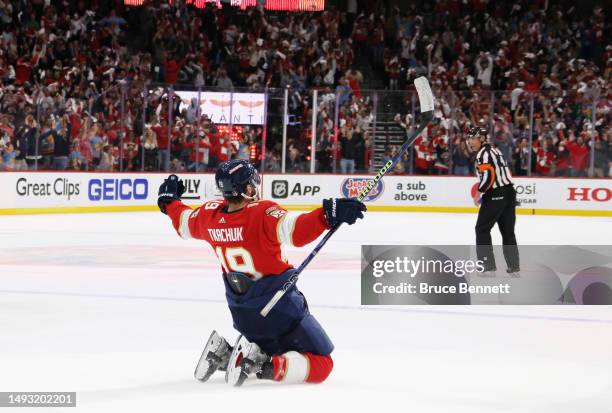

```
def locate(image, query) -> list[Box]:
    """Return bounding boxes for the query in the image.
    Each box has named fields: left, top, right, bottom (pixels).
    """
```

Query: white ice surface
left=1, top=211, right=611, bottom=413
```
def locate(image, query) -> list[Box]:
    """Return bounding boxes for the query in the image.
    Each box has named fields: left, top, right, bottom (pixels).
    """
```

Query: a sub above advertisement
left=393, top=180, right=429, bottom=202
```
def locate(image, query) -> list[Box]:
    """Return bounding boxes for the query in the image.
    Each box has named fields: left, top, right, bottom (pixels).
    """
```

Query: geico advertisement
left=2, top=173, right=219, bottom=209
left=263, top=175, right=611, bottom=211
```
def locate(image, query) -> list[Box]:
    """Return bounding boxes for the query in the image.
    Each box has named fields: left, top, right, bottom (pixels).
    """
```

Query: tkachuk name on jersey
left=207, top=227, right=244, bottom=242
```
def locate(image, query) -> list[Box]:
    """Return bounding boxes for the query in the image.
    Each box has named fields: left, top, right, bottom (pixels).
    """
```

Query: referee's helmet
left=467, top=126, right=489, bottom=142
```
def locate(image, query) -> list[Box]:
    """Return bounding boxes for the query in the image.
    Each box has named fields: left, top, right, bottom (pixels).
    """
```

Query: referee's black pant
left=475, top=185, right=520, bottom=271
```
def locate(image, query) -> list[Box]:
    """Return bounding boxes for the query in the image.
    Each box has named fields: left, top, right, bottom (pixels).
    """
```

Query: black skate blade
left=234, top=371, right=249, bottom=387
left=233, top=358, right=257, bottom=387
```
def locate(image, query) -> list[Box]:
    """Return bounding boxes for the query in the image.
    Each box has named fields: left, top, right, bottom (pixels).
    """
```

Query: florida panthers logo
left=265, top=207, right=286, bottom=219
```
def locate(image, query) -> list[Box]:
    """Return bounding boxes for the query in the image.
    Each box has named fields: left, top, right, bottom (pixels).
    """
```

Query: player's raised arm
left=268, top=198, right=366, bottom=247
left=157, top=174, right=207, bottom=240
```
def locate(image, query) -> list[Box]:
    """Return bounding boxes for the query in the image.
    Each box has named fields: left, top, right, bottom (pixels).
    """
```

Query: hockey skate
left=225, top=335, right=271, bottom=386
left=194, top=330, right=232, bottom=382
left=506, top=267, right=521, bottom=278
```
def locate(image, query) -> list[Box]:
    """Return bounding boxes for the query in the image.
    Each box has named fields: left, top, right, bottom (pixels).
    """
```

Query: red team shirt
left=166, top=199, right=329, bottom=279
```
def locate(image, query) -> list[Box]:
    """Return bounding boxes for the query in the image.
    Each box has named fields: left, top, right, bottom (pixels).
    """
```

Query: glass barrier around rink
left=0, top=84, right=605, bottom=177
left=263, top=87, right=286, bottom=174
left=328, top=87, right=376, bottom=175
left=279, top=86, right=312, bottom=174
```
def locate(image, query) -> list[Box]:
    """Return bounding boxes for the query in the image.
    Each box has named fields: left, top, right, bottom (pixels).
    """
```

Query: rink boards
left=0, top=172, right=610, bottom=216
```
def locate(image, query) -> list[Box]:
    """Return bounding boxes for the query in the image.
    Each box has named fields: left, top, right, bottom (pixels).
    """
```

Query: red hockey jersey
left=166, top=199, right=329, bottom=279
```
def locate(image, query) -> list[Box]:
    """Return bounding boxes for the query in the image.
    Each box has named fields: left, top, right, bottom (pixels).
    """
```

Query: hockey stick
left=260, top=76, right=435, bottom=317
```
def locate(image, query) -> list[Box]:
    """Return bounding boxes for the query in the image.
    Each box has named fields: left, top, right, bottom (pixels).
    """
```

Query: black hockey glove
left=322, top=198, right=367, bottom=227
left=158, top=174, right=185, bottom=214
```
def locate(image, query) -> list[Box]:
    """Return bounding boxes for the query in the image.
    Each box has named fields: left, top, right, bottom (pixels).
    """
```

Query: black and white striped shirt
left=475, top=144, right=513, bottom=193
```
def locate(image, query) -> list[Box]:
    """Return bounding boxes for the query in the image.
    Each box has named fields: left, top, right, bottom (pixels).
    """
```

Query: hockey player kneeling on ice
left=157, top=160, right=366, bottom=386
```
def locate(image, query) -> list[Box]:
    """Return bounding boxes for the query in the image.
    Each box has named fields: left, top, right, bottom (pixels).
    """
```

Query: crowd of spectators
left=373, top=0, right=610, bottom=177
left=0, top=1, right=283, bottom=172
left=0, top=0, right=374, bottom=173
left=0, top=0, right=609, bottom=177
left=281, top=68, right=374, bottom=173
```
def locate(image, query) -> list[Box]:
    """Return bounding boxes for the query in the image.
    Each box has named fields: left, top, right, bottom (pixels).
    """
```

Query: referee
left=467, top=127, right=520, bottom=275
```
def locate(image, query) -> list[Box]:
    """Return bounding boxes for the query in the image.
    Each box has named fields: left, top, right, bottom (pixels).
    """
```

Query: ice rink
left=1, top=210, right=611, bottom=413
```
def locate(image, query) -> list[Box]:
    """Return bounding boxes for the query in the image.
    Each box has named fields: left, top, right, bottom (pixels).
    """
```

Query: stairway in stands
left=370, top=111, right=409, bottom=170
left=354, top=53, right=411, bottom=170
left=369, top=90, right=413, bottom=170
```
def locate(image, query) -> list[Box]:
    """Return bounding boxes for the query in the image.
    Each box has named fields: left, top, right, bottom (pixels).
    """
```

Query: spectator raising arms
left=566, top=134, right=590, bottom=177
left=339, top=127, right=357, bottom=174
left=535, top=139, right=554, bottom=177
